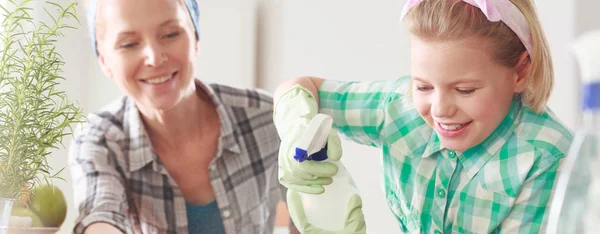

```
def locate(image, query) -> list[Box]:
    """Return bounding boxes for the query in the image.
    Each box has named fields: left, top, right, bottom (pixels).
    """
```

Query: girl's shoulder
left=511, top=106, right=574, bottom=159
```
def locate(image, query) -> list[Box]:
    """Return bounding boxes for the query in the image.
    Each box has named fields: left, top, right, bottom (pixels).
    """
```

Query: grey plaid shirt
left=69, top=80, right=284, bottom=234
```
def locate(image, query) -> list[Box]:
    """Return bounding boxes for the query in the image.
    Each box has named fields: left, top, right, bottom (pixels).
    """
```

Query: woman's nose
left=144, top=41, right=167, bottom=67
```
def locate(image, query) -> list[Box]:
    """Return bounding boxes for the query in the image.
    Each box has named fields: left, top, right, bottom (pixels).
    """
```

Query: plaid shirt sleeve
left=496, top=155, right=563, bottom=234
left=69, top=114, right=131, bottom=234
left=317, top=77, right=410, bottom=147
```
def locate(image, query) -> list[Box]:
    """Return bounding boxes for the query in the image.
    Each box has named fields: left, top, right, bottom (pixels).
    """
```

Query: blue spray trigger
left=294, top=114, right=333, bottom=163
left=308, top=144, right=328, bottom=161
left=294, top=144, right=328, bottom=162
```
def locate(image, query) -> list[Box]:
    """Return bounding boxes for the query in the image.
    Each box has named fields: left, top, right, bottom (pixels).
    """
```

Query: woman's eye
left=119, top=42, right=138, bottom=49
left=456, top=88, right=475, bottom=95
left=164, top=31, right=180, bottom=39
left=416, top=86, right=432, bottom=92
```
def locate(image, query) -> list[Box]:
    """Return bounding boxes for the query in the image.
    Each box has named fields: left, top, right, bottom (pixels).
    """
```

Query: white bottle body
left=299, top=160, right=359, bottom=231
left=294, top=114, right=361, bottom=231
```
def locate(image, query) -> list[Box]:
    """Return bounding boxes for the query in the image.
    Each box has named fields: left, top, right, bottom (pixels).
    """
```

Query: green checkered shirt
left=317, top=76, right=572, bottom=234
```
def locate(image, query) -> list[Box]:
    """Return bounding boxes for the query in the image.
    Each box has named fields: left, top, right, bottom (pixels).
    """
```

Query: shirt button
left=448, top=150, right=456, bottom=158
left=437, top=188, right=446, bottom=198
left=222, top=209, right=231, bottom=218
left=435, top=230, right=443, bottom=234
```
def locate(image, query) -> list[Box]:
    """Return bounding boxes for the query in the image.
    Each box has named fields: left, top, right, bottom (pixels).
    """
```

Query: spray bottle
left=547, top=30, right=600, bottom=234
left=294, top=114, right=361, bottom=231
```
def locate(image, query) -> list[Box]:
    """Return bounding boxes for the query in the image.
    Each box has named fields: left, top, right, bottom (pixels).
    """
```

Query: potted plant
left=0, top=0, right=84, bottom=232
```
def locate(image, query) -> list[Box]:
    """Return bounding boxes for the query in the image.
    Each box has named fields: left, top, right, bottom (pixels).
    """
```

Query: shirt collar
left=421, top=131, right=443, bottom=158
left=127, top=79, right=241, bottom=173
left=125, top=98, right=154, bottom=172
left=197, top=80, right=241, bottom=155
left=458, top=97, right=522, bottom=179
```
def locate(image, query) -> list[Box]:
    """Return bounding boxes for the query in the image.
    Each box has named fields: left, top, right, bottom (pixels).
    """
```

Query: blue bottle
left=547, top=30, right=600, bottom=234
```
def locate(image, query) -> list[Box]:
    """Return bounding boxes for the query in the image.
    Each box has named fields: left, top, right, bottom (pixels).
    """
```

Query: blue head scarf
left=87, top=0, right=200, bottom=56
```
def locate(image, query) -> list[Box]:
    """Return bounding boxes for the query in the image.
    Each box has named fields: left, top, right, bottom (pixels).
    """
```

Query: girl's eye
left=456, top=88, right=475, bottom=95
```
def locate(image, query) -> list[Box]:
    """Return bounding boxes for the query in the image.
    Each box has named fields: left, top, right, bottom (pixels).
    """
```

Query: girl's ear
left=513, top=51, right=530, bottom=93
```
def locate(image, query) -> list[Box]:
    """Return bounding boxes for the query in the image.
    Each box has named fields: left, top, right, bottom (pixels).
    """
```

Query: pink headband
left=401, top=0, right=533, bottom=56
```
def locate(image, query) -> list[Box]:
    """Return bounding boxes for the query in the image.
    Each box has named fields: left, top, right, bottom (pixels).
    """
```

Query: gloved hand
left=287, top=189, right=367, bottom=234
left=273, top=85, right=343, bottom=194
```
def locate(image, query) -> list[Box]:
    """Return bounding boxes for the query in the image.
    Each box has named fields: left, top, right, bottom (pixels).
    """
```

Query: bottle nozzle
left=573, top=30, right=600, bottom=82
left=294, top=114, right=333, bottom=162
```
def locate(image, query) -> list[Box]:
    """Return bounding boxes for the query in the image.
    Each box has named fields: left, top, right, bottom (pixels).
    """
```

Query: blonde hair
left=404, top=0, right=553, bottom=113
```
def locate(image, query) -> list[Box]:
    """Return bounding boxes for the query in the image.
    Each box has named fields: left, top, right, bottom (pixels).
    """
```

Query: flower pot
left=0, top=198, right=14, bottom=234
left=5, top=227, right=59, bottom=234
left=0, top=198, right=59, bottom=234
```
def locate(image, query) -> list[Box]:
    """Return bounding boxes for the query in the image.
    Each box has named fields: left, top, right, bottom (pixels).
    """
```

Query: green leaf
left=0, top=0, right=83, bottom=199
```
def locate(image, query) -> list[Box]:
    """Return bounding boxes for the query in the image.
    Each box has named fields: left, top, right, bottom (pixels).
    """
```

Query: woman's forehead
left=96, top=0, right=188, bottom=30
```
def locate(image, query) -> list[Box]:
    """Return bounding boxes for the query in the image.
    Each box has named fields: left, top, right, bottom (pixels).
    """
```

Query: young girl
left=273, top=0, right=572, bottom=233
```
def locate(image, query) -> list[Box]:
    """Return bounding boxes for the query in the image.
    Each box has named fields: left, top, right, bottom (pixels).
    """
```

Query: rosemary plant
left=0, top=0, right=84, bottom=199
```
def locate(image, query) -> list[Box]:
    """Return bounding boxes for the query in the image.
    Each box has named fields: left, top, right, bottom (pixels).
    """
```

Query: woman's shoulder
left=207, top=83, right=274, bottom=110
left=75, top=96, right=131, bottom=143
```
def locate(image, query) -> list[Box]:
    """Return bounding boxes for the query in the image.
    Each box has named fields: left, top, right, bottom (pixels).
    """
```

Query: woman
left=70, top=0, right=294, bottom=233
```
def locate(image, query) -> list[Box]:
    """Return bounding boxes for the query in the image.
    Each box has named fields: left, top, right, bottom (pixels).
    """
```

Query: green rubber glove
left=287, top=189, right=367, bottom=234
left=274, top=85, right=343, bottom=194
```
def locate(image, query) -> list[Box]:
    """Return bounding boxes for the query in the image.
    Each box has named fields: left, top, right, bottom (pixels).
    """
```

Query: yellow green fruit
left=10, top=207, right=44, bottom=227
left=29, top=185, right=67, bottom=227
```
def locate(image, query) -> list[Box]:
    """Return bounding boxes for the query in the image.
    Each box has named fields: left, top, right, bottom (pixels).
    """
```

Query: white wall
left=256, top=0, right=284, bottom=92
left=537, top=0, right=578, bottom=130
left=575, top=1, right=600, bottom=38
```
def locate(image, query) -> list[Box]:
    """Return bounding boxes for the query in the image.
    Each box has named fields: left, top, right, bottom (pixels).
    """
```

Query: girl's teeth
left=440, top=123, right=465, bottom=131
left=146, top=75, right=172, bottom=84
